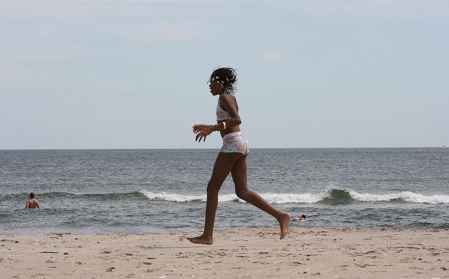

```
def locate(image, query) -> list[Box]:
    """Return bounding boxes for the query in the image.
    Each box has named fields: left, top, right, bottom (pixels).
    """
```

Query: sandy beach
left=1, top=227, right=448, bottom=279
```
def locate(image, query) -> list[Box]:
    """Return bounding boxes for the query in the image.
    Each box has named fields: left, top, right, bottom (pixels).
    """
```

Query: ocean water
left=0, top=148, right=448, bottom=235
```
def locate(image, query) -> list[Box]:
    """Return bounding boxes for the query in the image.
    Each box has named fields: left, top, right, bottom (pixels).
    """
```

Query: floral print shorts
left=220, top=132, right=249, bottom=155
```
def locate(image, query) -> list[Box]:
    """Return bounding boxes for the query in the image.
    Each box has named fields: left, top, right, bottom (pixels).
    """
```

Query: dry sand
left=1, top=227, right=448, bottom=279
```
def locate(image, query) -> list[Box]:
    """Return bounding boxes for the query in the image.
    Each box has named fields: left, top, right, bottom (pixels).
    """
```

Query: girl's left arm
left=218, top=94, right=241, bottom=129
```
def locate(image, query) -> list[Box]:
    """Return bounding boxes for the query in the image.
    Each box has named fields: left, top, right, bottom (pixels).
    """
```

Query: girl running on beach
left=187, top=67, right=291, bottom=245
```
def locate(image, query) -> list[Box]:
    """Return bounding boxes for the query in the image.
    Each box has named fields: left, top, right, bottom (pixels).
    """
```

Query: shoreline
left=1, top=227, right=448, bottom=278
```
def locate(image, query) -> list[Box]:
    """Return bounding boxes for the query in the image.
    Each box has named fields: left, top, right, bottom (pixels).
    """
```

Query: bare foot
left=186, top=235, right=213, bottom=245
left=279, top=213, right=291, bottom=239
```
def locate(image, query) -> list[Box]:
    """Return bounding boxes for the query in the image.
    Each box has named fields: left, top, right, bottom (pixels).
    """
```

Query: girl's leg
left=231, top=155, right=291, bottom=239
left=187, top=152, right=242, bottom=245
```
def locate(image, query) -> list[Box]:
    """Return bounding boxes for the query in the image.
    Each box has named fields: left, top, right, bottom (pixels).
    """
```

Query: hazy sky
left=1, top=0, right=448, bottom=149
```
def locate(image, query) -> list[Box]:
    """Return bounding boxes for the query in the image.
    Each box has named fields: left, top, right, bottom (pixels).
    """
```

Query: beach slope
left=1, top=227, right=448, bottom=278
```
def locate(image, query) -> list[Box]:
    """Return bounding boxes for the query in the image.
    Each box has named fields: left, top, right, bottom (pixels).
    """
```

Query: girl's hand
left=195, top=131, right=208, bottom=142
left=193, top=124, right=213, bottom=142
left=192, top=124, right=209, bottom=134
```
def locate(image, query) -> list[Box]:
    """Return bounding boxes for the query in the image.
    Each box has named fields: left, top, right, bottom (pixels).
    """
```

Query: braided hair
left=209, top=67, right=238, bottom=94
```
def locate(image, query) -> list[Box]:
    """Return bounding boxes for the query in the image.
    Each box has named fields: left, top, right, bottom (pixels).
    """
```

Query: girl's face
left=209, top=78, right=222, bottom=96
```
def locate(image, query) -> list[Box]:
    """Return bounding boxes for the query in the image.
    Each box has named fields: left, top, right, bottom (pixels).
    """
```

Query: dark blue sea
left=1, top=148, right=448, bottom=234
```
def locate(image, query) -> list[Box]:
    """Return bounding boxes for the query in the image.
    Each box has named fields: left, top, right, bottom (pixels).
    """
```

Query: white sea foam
left=141, top=189, right=449, bottom=205
left=140, top=190, right=324, bottom=204
left=140, top=191, right=239, bottom=203
left=258, top=192, right=324, bottom=204
left=349, top=190, right=449, bottom=204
